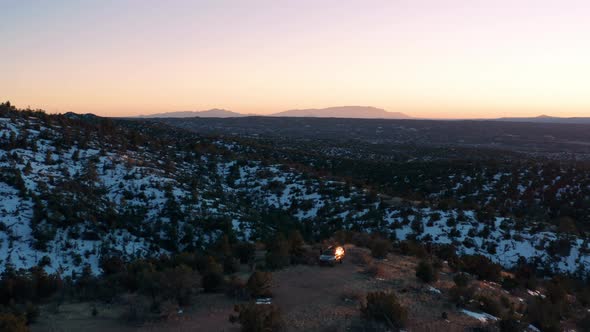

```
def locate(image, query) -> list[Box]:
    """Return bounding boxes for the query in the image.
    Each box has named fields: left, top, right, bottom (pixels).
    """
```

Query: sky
left=1, top=0, right=590, bottom=118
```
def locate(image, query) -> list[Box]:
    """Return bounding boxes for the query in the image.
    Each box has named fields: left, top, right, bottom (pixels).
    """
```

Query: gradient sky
left=2, top=0, right=590, bottom=118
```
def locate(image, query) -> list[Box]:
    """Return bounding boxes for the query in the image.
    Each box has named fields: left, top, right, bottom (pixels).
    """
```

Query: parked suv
left=319, top=246, right=345, bottom=265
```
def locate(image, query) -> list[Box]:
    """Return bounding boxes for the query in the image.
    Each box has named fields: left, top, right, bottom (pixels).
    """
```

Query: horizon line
left=4, top=101, right=589, bottom=121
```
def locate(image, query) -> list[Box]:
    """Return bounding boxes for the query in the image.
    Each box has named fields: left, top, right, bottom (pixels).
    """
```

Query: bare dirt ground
left=271, top=245, right=484, bottom=332
left=32, top=293, right=239, bottom=332
left=32, top=245, right=500, bottom=332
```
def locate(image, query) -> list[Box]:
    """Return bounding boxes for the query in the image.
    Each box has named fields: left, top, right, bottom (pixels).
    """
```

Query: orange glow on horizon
left=2, top=1, right=590, bottom=119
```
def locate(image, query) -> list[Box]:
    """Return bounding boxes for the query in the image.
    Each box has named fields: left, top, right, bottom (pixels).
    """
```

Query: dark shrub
left=399, top=240, right=428, bottom=258
left=137, top=269, right=162, bottom=305
left=0, top=313, right=28, bottom=332
left=578, top=287, right=590, bottom=307
left=214, top=235, right=232, bottom=257
left=226, top=276, right=249, bottom=300
left=265, top=236, right=290, bottom=269
left=499, top=317, right=524, bottom=332
left=415, top=260, right=438, bottom=283
left=545, top=278, right=566, bottom=305
left=265, top=251, right=290, bottom=270
left=195, top=255, right=220, bottom=274
left=247, top=271, right=272, bottom=298
left=514, top=261, right=538, bottom=289
left=31, top=267, right=62, bottom=299
left=202, top=271, right=225, bottom=293
left=453, top=273, right=470, bottom=288
left=333, top=230, right=352, bottom=245
left=546, top=238, right=572, bottom=258
left=224, top=256, right=240, bottom=274
left=370, top=239, right=391, bottom=259
left=501, top=277, right=519, bottom=291
left=38, top=256, right=52, bottom=268
left=526, top=297, right=561, bottom=332
left=0, top=267, right=62, bottom=305
left=229, top=303, right=284, bottom=332
left=288, top=230, right=305, bottom=257
left=291, top=247, right=317, bottom=265
left=99, top=256, right=125, bottom=275
left=350, top=250, right=373, bottom=266
left=432, top=258, right=443, bottom=270
left=478, top=295, right=502, bottom=317
left=577, top=314, right=590, bottom=331
left=234, top=243, right=256, bottom=264
left=24, top=302, right=40, bottom=324
left=161, top=265, right=198, bottom=305
left=364, top=264, right=385, bottom=278
left=171, top=252, right=199, bottom=270
left=460, top=255, right=502, bottom=282
left=362, top=291, right=407, bottom=327
left=449, top=285, right=475, bottom=307
left=435, top=244, right=460, bottom=268
left=351, top=232, right=372, bottom=248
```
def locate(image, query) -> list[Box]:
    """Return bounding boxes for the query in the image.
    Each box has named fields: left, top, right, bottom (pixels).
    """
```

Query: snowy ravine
left=1, top=112, right=590, bottom=277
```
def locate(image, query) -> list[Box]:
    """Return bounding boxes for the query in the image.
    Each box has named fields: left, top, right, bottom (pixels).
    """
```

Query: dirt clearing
left=33, top=245, right=499, bottom=332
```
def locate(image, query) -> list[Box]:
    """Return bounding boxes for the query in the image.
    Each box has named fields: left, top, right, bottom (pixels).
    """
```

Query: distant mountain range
left=495, top=115, right=590, bottom=124
left=137, top=109, right=589, bottom=123
left=139, top=109, right=246, bottom=118
left=138, top=106, right=412, bottom=119
left=271, top=106, right=412, bottom=119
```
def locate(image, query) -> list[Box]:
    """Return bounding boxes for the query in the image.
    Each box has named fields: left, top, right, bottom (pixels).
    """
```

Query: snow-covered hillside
left=1, top=107, right=590, bottom=277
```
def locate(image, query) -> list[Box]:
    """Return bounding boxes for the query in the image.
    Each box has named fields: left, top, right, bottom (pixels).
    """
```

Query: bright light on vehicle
left=335, top=246, right=344, bottom=259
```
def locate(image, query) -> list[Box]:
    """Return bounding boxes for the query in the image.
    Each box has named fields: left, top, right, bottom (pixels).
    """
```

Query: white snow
left=460, top=309, right=498, bottom=323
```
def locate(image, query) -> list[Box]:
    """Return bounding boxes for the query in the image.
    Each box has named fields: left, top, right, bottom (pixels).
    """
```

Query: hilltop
left=1, top=103, right=589, bottom=277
